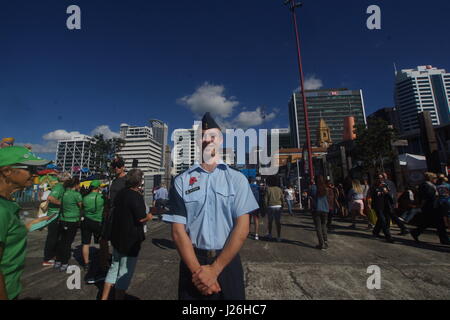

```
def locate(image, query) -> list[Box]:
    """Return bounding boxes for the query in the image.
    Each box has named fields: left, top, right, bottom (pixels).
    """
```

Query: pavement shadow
left=258, top=236, right=316, bottom=249
left=152, top=238, right=176, bottom=250
left=281, top=223, right=316, bottom=231
left=280, top=238, right=317, bottom=249
left=335, top=231, right=450, bottom=253
left=94, top=282, right=141, bottom=300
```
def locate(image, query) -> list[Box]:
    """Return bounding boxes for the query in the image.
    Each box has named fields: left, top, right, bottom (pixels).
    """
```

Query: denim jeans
left=105, top=248, right=138, bottom=290
left=287, top=200, right=294, bottom=215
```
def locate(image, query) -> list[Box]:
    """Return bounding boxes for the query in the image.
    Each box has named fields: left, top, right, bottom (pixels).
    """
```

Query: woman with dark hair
left=101, top=169, right=152, bottom=300
left=263, top=176, right=284, bottom=242
left=54, top=177, right=82, bottom=271
left=310, top=176, right=329, bottom=250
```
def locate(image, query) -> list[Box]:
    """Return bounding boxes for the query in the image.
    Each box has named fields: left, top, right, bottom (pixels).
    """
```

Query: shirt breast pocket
left=184, top=191, right=205, bottom=220
left=215, top=187, right=235, bottom=212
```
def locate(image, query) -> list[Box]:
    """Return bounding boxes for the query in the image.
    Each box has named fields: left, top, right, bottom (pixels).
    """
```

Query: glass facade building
left=395, top=65, right=450, bottom=133
left=289, top=89, right=367, bottom=148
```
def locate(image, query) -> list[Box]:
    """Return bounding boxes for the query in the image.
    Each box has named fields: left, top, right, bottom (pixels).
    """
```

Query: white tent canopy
left=399, top=153, right=427, bottom=170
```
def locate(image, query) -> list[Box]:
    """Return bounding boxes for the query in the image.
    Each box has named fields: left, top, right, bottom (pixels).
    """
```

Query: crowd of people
left=1, top=119, right=450, bottom=301
left=0, top=145, right=155, bottom=300
left=246, top=171, right=450, bottom=250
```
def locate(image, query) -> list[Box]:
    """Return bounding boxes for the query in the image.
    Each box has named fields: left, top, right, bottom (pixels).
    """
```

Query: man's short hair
left=111, top=157, right=125, bottom=169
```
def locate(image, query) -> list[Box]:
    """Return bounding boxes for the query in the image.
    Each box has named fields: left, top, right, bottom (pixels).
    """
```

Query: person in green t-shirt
left=54, top=178, right=83, bottom=272
left=42, top=172, right=71, bottom=267
left=0, top=146, right=51, bottom=300
left=81, top=180, right=105, bottom=284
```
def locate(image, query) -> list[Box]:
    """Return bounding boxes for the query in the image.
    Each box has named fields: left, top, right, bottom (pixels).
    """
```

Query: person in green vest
left=0, top=146, right=52, bottom=300
left=42, top=172, right=71, bottom=267
left=54, top=177, right=82, bottom=272
left=81, top=180, right=105, bottom=284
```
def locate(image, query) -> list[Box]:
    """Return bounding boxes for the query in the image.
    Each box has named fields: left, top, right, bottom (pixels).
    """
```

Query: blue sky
left=1, top=0, right=449, bottom=155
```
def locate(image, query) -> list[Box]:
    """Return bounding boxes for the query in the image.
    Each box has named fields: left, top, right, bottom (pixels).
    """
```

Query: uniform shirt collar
left=189, top=159, right=228, bottom=173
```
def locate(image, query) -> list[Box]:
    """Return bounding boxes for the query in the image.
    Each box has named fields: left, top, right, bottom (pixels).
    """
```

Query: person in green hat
left=0, top=146, right=52, bottom=300
left=81, top=180, right=105, bottom=284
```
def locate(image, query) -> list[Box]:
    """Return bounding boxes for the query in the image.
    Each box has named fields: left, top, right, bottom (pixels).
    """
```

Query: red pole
left=289, top=0, right=314, bottom=185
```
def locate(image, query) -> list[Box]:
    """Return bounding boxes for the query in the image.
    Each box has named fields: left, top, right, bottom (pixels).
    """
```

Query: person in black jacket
left=101, top=169, right=152, bottom=300
left=411, top=172, right=450, bottom=245
left=369, top=174, right=395, bottom=243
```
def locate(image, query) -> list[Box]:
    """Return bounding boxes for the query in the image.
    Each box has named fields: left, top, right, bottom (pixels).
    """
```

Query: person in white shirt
left=284, top=185, right=296, bottom=216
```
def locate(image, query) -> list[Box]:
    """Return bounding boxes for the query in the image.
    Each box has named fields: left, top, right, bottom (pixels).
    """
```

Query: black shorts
left=81, top=218, right=102, bottom=245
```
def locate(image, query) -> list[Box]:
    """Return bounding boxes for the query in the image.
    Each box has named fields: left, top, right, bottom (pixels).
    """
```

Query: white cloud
left=177, top=82, right=239, bottom=118
left=43, top=129, right=82, bottom=141
left=90, top=125, right=120, bottom=139
left=18, top=125, right=120, bottom=154
left=295, top=74, right=323, bottom=91
left=234, top=107, right=277, bottom=129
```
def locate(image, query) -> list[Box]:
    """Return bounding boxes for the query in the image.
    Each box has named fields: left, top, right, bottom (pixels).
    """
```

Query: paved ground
left=20, top=210, right=450, bottom=300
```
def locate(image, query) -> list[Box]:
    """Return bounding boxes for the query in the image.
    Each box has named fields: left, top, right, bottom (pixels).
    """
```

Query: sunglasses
left=11, top=165, right=44, bottom=174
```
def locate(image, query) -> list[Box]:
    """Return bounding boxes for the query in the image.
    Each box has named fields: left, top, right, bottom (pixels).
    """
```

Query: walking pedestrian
left=153, top=183, right=169, bottom=219
left=54, top=177, right=82, bottom=271
left=382, top=173, right=410, bottom=235
left=398, top=186, right=420, bottom=224
left=284, top=185, right=296, bottom=216
left=163, top=113, right=259, bottom=300
left=411, top=172, right=450, bottom=244
left=436, top=175, right=450, bottom=229
left=264, top=176, right=284, bottom=242
left=0, top=147, right=51, bottom=299
left=348, top=179, right=365, bottom=229
left=368, top=174, right=395, bottom=243
left=310, top=176, right=329, bottom=250
left=101, top=169, right=152, bottom=300
left=326, top=181, right=338, bottom=228
left=249, top=178, right=261, bottom=240
left=337, top=184, right=348, bottom=217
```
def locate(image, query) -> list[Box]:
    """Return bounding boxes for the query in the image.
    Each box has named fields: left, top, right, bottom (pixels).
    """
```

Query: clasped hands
left=192, top=265, right=221, bottom=296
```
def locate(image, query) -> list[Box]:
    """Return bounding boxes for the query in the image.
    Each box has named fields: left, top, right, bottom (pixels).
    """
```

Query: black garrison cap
left=202, top=112, right=221, bottom=131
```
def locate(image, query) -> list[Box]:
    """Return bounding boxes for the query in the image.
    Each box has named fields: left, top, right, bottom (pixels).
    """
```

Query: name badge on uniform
left=186, top=186, right=200, bottom=195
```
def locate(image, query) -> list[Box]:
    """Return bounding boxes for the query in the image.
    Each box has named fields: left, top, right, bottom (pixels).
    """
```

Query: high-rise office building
left=55, top=135, right=96, bottom=179
left=395, top=65, right=450, bottom=133
left=149, top=119, right=168, bottom=167
left=118, top=124, right=163, bottom=175
left=289, top=89, right=367, bottom=149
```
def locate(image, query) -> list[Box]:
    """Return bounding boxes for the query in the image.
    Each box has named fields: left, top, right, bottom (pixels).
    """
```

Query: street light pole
left=285, top=0, right=315, bottom=185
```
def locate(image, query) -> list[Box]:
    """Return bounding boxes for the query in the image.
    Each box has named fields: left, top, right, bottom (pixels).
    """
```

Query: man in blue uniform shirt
left=163, top=112, right=259, bottom=300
